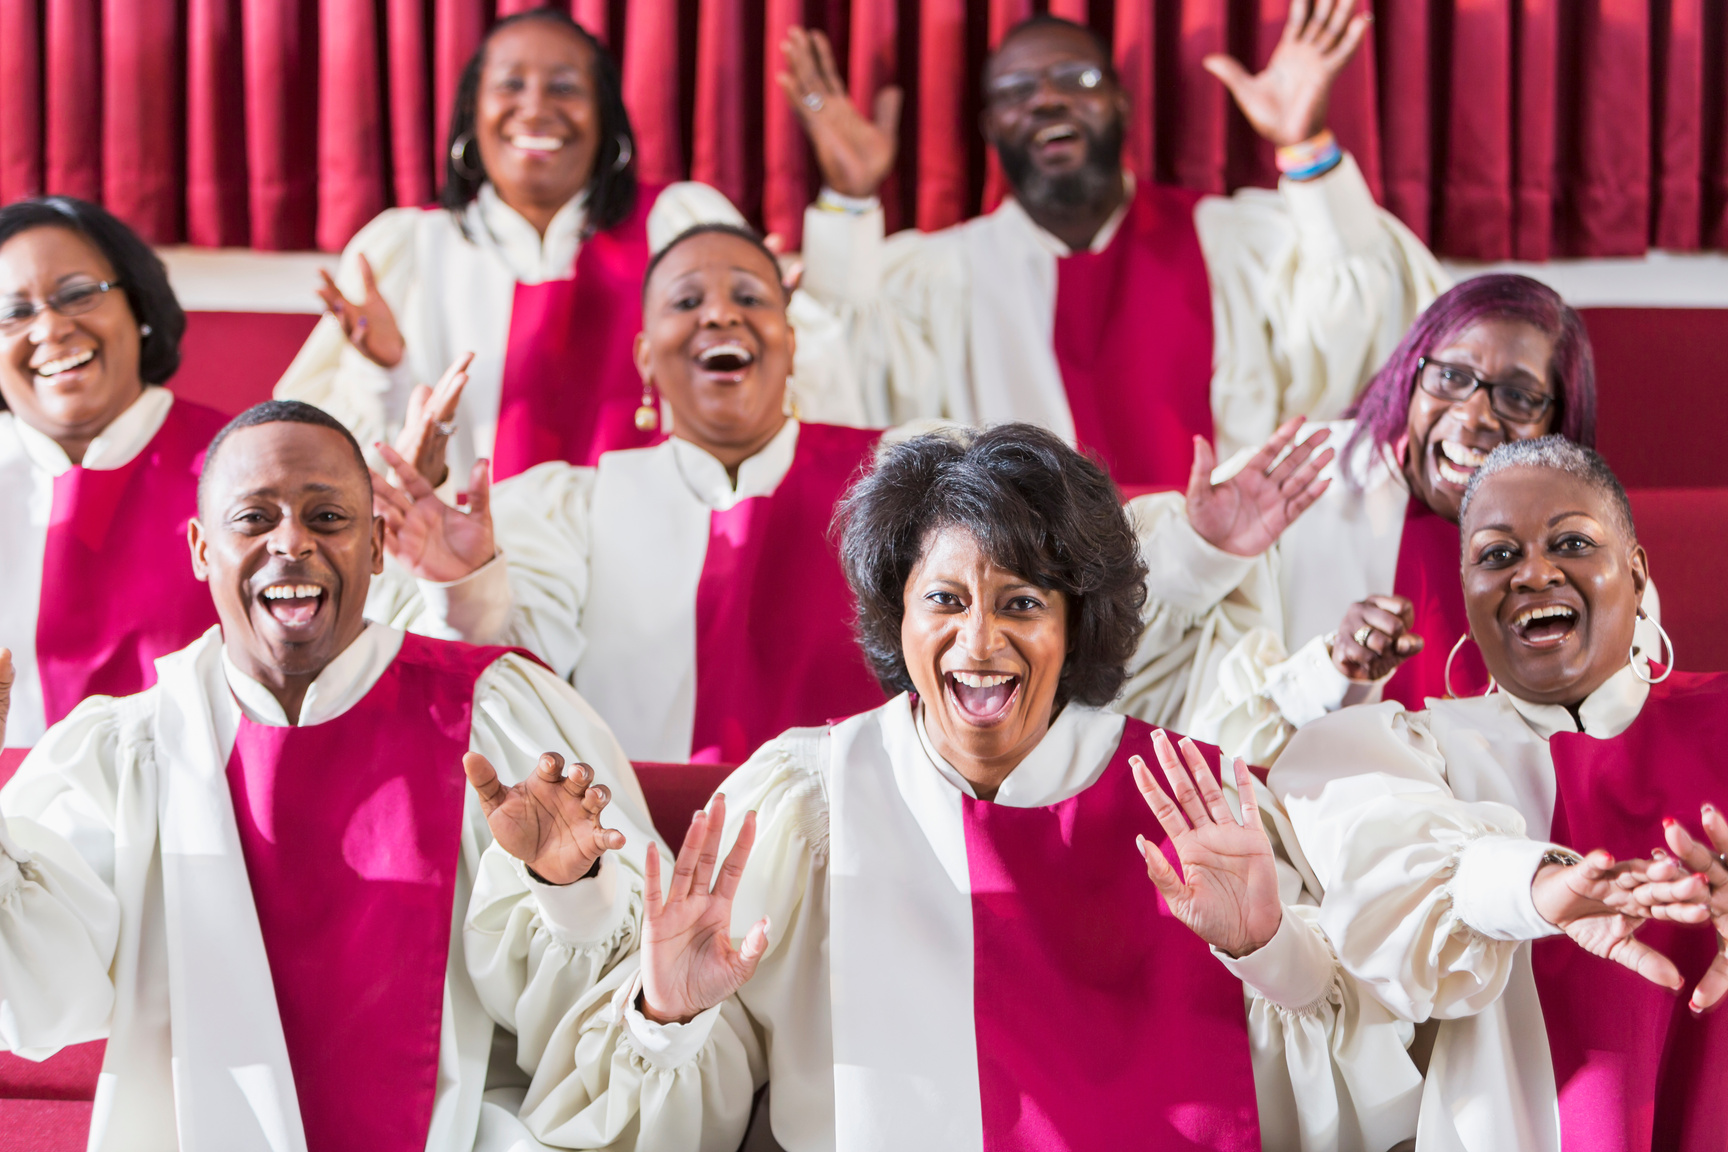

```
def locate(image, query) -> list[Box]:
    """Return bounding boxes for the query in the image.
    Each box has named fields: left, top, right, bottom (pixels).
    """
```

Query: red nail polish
left=1664, top=817, right=1677, bottom=827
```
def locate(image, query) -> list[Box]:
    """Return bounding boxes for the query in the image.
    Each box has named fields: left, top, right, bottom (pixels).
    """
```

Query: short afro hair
left=199, top=400, right=371, bottom=514
left=1459, top=435, right=1635, bottom=543
left=641, top=222, right=786, bottom=304
left=836, top=423, right=1148, bottom=708
left=0, top=196, right=186, bottom=402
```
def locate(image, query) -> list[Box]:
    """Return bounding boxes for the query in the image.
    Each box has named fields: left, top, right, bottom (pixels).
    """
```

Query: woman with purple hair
left=1119, top=272, right=1660, bottom=765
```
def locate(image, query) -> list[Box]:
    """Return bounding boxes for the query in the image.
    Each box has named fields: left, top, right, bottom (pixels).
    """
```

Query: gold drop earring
left=635, top=380, right=659, bottom=432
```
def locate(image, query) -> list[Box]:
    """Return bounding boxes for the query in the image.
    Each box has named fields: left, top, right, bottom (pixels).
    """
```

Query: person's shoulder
left=343, top=204, right=442, bottom=265
left=494, top=459, right=598, bottom=517
left=720, top=726, right=833, bottom=858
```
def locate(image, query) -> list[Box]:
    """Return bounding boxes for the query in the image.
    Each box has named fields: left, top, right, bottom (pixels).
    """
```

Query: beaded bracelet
left=1275, top=128, right=1343, bottom=182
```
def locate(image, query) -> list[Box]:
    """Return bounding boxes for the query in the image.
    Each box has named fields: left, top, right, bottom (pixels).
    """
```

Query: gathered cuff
left=801, top=198, right=885, bottom=304
left=414, top=550, right=511, bottom=643
left=526, top=854, right=629, bottom=949
left=1279, top=152, right=1385, bottom=261
left=1264, top=635, right=1378, bottom=729
left=1215, top=905, right=1338, bottom=1015
left=1447, top=835, right=1566, bottom=942
left=615, top=970, right=725, bottom=1072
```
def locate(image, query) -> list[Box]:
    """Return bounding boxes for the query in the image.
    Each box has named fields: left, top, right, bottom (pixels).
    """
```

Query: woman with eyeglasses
left=1117, top=274, right=1659, bottom=765
left=277, top=8, right=862, bottom=490
left=0, top=196, right=227, bottom=751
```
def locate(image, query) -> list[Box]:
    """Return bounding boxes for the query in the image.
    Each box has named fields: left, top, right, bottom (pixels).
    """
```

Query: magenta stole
left=1382, top=497, right=1490, bottom=708
left=35, top=397, right=227, bottom=726
left=1536, top=672, right=1728, bottom=1152
left=1051, top=183, right=1214, bottom=491
left=963, top=718, right=1260, bottom=1150
left=691, top=423, right=886, bottom=764
left=491, top=184, right=666, bottom=480
left=224, top=634, right=515, bottom=1151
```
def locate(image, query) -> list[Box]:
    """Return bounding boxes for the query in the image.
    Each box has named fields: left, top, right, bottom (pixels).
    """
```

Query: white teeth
left=1034, top=124, right=1079, bottom=145
left=511, top=135, right=564, bottom=152
left=35, top=348, right=94, bottom=377
left=1436, top=458, right=1474, bottom=486
left=952, top=671, right=1015, bottom=689
left=1514, top=604, right=1578, bottom=628
left=1440, top=441, right=1489, bottom=468
left=262, top=584, right=323, bottom=600
left=697, top=343, right=754, bottom=367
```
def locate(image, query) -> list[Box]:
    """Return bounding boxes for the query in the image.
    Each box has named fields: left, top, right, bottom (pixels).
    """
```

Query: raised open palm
left=1203, top=0, right=1371, bottom=148
left=1133, top=730, right=1282, bottom=958
left=1532, top=847, right=1711, bottom=991
left=371, top=443, right=495, bottom=584
left=778, top=26, right=902, bottom=199
left=465, top=751, right=625, bottom=885
left=393, top=352, right=472, bottom=490
left=1186, top=417, right=1333, bottom=558
left=640, top=794, right=770, bottom=1024
left=317, top=252, right=406, bottom=368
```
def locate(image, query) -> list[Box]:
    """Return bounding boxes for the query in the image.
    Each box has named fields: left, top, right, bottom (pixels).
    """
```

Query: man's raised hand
left=316, top=253, right=406, bottom=369
left=1203, top=0, right=1370, bottom=148
left=640, top=794, right=769, bottom=1024
left=777, top=26, right=901, bottom=200
left=370, top=443, right=495, bottom=584
left=393, top=352, right=473, bottom=490
left=1133, top=731, right=1282, bottom=958
left=464, top=751, right=625, bottom=885
left=1185, top=418, right=1333, bottom=558
left=1531, top=848, right=1712, bottom=991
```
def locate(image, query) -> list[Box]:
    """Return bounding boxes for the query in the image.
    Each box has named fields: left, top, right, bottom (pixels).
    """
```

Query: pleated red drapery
left=3, top=0, right=1726, bottom=261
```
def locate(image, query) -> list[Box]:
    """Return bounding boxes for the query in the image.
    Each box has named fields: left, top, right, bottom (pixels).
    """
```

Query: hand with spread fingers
left=1203, top=0, right=1371, bottom=148
left=464, top=751, right=624, bottom=885
left=1132, top=730, right=1282, bottom=959
left=317, top=252, right=406, bottom=369
left=1184, top=417, right=1334, bottom=558
left=370, top=441, right=495, bottom=584
left=0, top=647, right=12, bottom=746
left=640, top=794, right=770, bottom=1024
left=393, top=352, right=473, bottom=490
left=777, top=26, right=902, bottom=200
left=1660, top=806, right=1728, bottom=1012
left=1332, top=595, right=1423, bottom=682
left=1531, top=848, right=1713, bottom=991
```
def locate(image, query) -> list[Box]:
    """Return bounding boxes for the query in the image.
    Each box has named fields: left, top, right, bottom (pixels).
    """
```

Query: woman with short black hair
left=468, top=422, right=1424, bottom=1151
left=0, top=196, right=225, bottom=750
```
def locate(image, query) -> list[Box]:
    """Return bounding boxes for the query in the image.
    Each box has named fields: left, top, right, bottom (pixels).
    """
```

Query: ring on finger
left=434, top=420, right=458, bottom=437
left=1352, top=625, right=1375, bottom=648
left=802, top=92, right=825, bottom=112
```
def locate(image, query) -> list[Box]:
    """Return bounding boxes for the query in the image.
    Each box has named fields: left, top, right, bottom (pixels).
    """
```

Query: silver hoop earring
left=450, top=131, right=482, bottom=180
left=1631, top=608, right=1675, bottom=684
left=611, top=134, right=633, bottom=173
left=1445, top=632, right=1497, bottom=699
left=139, top=323, right=152, bottom=338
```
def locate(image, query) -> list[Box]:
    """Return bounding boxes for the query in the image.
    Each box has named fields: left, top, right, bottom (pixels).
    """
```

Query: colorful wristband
left=1275, top=129, right=1342, bottom=182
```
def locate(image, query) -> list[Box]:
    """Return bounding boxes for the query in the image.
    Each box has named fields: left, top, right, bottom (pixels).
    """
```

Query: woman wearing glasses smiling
left=1120, top=273, right=1660, bottom=766
left=0, top=197, right=226, bottom=751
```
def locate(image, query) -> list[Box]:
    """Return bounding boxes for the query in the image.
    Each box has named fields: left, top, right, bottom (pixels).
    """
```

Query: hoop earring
left=450, top=131, right=482, bottom=181
left=1631, top=608, right=1675, bottom=684
left=612, top=134, right=633, bottom=173
left=1445, top=632, right=1497, bottom=699
left=634, top=380, right=659, bottom=432
left=139, top=323, right=152, bottom=338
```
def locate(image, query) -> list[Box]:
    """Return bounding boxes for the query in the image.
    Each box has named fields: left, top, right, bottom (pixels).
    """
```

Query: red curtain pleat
left=0, top=0, right=44, bottom=203
left=762, top=0, right=807, bottom=243
left=318, top=0, right=387, bottom=252
left=1114, top=0, right=1157, bottom=186
left=573, top=0, right=609, bottom=41
left=1442, top=0, right=1514, bottom=259
left=1568, top=0, right=1650, bottom=256
left=980, top=0, right=1033, bottom=214
left=45, top=0, right=102, bottom=203
left=624, top=0, right=685, bottom=187
left=388, top=0, right=434, bottom=209
left=1171, top=0, right=1229, bottom=193
left=102, top=0, right=181, bottom=242
left=187, top=0, right=250, bottom=246
left=1655, top=0, right=1704, bottom=250
left=846, top=0, right=898, bottom=231
left=694, top=0, right=753, bottom=214
left=917, top=0, right=969, bottom=230
left=1376, top=0, right=1433, bottom=242
left=1514, top=0, right=1559, bottom=260
left=244, top=0, right=318, bottom=250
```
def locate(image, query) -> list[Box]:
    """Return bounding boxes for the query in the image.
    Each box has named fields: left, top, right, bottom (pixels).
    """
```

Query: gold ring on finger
left=1353, top=625, right=1375, bottom=648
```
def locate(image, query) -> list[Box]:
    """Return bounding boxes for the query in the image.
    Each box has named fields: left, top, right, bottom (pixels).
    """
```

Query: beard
left=996, top=117, right=1125, bottom=219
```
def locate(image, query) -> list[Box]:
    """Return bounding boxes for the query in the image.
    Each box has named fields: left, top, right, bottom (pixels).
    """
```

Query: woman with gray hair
left=470, top=424, right=1424, bottom=1152
left=1272, top=436, right=1728, bottom=1151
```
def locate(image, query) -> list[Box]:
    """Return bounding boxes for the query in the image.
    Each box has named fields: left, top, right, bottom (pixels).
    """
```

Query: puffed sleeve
left=1272, top=702, right=1566, bottom=1026
left=502, top=731, right=832, bottom=1151
left=0, top=695, right=136, bottom=1057
left=1196, top=154, right=1449, bottom=457
left=274, top=206, right=426, bottom=453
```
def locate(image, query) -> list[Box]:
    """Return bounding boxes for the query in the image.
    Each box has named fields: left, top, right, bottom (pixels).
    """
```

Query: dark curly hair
left=0, top=196, right=185, bottom=408
left=836, top=424, right=1148, bottom=708
left=439, top=9, right=637, bottom=235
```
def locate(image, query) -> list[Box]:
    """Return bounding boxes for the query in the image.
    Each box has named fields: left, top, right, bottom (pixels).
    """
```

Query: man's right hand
left=1185, top=417, right=1333, bottom=558
left=371, top=444, right=495, bottom=584
left=0, top=648, right=13, bottom=746
left=777, top=26, right=902, bottom=200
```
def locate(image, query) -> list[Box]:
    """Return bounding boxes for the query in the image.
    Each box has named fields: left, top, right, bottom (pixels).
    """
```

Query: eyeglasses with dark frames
left=1415, top=357, right=1554, bottom=425
left=0, top=279, right=122, bottom=334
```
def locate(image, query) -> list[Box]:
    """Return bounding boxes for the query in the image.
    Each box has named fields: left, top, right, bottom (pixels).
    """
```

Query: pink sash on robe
left=225, top=634, right=517, bottom=1152
left=963, top=718, right=1261, bottom=1151
left=492, top=184, right=667, bottom=480
left=691, top=423, right=886, bottom=764
left=1536, top=671, right=1728, bottom=1152
left=1052, top=183, right=1215, bottom=491
left=1382, top=496, right=1488, bottom=708
left=35, top=397, right=228, bottom=726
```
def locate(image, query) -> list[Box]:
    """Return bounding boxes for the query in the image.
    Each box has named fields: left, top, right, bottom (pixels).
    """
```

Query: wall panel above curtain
left=0, top=0, right=1723, bottom=259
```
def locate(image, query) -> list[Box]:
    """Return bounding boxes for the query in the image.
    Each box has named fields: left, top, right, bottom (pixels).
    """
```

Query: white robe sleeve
left=1197, top=154, right=1450, bottom=457
left=500, top=733, right=829, bottom=1151
left=1273, top=703, right=1566, bottom=1028
left=274, top=206, right=425, bottom=452
left=0, top=695, right=134, bottom=1057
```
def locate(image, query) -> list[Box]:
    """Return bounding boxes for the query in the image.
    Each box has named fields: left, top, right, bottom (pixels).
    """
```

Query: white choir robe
left=798, top=157, right=1448, bottom=457
left=275, top=182, right=869, bottom=483
left=1267, top=661, right=1660, bottom=1152
left=465, top=696, right=1424, bottom=1152
left=0, top=623, right=663, bottom=1152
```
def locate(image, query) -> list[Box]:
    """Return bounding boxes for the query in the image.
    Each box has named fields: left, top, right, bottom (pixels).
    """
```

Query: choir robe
left=465, top=696, right=1423, bottom=1152
left=798, top=156, right=1448, bottom=468
left=0, top=386, right=226, bottom=749
left=1112, top=421, right=1664, bottom=765
left=1268, top=660, right=1723, bottom=1152
left=0, top=623, right=662, bottom=1152
left=275, top=182, right=868, bottom=483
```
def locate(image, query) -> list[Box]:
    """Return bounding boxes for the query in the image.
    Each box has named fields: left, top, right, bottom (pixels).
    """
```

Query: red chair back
left=632, top=762, right=737, bottom=854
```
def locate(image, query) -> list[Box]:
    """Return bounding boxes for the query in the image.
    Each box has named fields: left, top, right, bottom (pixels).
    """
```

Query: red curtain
left=1, top=0, right=1725, bottom=258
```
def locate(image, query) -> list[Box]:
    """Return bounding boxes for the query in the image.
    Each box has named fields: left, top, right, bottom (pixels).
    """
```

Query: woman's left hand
left=1133, top=730, right=1282, bottom=958
left=1661, top=806, right=1728, bottom=1012
left=1202, top=0, right=1371, bottom=148
left=392, top=353, right=472, bottom=491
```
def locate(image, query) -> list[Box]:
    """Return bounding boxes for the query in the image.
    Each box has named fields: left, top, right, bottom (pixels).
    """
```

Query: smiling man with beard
left=780, top=4, right=1447, bottom=488
left=0, top=400, right=667, bottom=1152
